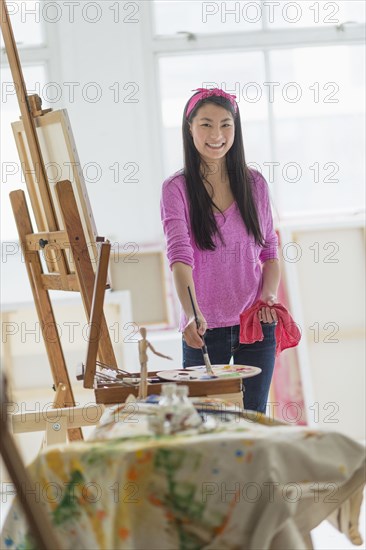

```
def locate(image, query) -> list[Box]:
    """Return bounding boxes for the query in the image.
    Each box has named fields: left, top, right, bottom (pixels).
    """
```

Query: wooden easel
left=0, top=0, right=118, bottom=440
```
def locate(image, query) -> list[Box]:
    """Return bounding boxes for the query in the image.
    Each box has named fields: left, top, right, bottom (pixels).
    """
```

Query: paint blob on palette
left=156, top=365, right=262, bottom=382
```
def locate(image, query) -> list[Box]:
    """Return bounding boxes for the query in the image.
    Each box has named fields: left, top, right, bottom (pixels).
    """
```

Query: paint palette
left=156, top=365, right=261, bottom=382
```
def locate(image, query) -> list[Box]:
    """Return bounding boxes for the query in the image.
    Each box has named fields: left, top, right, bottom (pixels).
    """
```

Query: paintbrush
left=187, top=286, right=216, bottom=377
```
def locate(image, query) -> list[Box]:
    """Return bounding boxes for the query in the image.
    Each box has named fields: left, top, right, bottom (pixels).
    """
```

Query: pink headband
left=186, top=87, right=238, bottom=119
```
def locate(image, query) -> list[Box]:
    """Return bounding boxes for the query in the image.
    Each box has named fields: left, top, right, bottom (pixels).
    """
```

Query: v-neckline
left=214, top=201, right=236, bottom=216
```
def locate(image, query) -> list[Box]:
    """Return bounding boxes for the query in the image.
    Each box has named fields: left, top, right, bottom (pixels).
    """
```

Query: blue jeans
left=182, top=323, right=276, bottom=413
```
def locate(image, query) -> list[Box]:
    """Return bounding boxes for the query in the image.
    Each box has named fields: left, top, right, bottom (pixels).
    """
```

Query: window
left=153, top=0, right=365, bottom=35
left=153, top=0, right=365, bottom=217
left=271, top=45, right=365, bottom=215
left=0, top=1, right=44, bottom=48
left=268, top=0, right=365, bottom=29
left=153, top=1, right=261, bottom=35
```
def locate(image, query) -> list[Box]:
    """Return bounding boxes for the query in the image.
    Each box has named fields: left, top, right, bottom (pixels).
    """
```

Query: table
left=93, top=370, right=245, bottom=407
left=1, top=403, right=365, bottom=549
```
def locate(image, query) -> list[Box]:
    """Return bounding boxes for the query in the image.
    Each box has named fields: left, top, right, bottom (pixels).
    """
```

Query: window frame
left=0, top=7, right=62, bottom=102
left=143, top=0, right=365, bottom=218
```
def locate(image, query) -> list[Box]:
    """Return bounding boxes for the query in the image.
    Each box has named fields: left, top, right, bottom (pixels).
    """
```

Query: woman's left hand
left=258, top=294, right=278, bottom=323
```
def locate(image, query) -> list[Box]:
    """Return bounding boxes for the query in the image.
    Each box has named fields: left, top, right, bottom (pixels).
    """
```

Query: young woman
left=160, top=88, right=280, bottom=413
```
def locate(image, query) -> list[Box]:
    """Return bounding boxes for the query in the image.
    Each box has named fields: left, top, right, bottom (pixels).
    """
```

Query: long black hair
left=183, top=92, right=264, bottom=250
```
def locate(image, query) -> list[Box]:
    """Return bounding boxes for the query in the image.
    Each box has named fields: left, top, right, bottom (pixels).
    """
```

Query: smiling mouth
left=206, top=143, right=225, bottom=149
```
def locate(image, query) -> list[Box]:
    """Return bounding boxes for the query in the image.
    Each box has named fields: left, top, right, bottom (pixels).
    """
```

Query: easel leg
left=56, top=180, right=118, bottom=369
left=84, top=243, right=111, bottom=388
left=0, top=373, right=62, bottom=550
left=10, top=190, right=82, bottom=441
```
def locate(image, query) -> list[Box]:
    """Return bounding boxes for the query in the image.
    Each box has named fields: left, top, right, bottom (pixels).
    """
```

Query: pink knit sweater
left=160, top=169, right=278, bottom=330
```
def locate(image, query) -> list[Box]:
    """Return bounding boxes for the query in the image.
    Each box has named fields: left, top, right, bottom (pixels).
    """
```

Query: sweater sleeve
left=160, top=175, right=195, bottom=270
left=254, top=171, right=279, bottom=264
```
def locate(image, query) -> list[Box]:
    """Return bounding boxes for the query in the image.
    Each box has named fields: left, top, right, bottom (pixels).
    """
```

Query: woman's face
left=188, top=103, right=235, bottom=165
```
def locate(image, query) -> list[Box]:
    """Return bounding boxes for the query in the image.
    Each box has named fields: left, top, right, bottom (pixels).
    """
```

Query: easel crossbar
left=24, top=231, right=70, bottom=251
left=40, top=274, right=79, bottom=291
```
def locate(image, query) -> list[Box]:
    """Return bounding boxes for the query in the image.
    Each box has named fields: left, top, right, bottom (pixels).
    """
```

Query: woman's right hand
left=183, top=314, right=207, bottom=348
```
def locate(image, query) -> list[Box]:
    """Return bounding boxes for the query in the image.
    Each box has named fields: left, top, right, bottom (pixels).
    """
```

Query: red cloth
left=239, top=300, right=301, bottom=356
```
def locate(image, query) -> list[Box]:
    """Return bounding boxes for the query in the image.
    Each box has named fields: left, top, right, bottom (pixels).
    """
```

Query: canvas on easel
left=12, top=108, right=99, bottom=271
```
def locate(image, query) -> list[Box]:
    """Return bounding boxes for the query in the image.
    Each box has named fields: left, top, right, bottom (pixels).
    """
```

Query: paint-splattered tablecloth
left=1, top=405, right=365, bottom=549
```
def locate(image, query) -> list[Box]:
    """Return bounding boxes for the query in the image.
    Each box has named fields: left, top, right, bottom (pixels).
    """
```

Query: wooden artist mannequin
left=138, top=327, right=172, bottom=399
